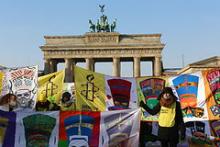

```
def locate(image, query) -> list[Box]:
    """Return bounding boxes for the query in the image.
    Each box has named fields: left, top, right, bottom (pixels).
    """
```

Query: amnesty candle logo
left=80, top=74, right=99, bottom=102
left=74, top=66, right=106, bottom=111
left=37, top=70, right=64, bottom=104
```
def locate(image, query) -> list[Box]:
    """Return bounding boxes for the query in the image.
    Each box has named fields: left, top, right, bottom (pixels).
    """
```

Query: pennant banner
left=37, top=70, right=65, bottom=111
left=74, top=66, right=106, bottom=111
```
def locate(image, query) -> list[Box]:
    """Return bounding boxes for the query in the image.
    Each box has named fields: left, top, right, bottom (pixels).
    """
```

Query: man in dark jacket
left=140, top=87, right=186, bottom=147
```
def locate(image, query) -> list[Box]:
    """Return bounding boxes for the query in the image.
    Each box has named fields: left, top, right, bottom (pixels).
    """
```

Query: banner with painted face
left=14, top=111, right=59, bottom=147
left=59, top=111, right=100, bottom=147
left=7, top=66, right=38, bottom=111
left=136, top=77, right=168, bottom=121
left=105, top=76, right=138, bottom=111
left=202, top=69, right=220, bottom=120
left=168, top=72, right=209, bottom=122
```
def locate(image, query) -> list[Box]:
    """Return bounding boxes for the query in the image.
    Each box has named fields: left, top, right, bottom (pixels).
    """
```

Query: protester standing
left=140, top=87, right=186, bottom=147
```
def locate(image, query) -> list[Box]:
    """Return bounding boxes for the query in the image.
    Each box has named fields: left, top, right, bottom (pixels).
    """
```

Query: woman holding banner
left=140, top=87, right=186, bottom=147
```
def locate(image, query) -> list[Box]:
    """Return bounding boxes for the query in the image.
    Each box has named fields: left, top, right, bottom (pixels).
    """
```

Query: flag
left=37, top=70, right=65, bottom=105
left=74, top=66, right=106, bottom=111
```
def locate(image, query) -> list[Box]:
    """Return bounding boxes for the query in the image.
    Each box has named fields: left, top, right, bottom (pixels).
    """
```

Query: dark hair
left=158, top=87, right=177, bottom=100
left=61, top=92, right=71, bottom=103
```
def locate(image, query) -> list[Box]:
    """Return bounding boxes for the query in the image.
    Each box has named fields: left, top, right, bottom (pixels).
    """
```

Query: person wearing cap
left=140, top=87, right=186, bottom=147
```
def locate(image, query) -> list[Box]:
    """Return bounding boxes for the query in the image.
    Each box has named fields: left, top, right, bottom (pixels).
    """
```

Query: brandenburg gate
left=40, top=5, right=165, bottom=82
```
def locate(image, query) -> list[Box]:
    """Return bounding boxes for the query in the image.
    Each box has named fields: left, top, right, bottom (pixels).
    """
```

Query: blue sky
left=0, top=0, right=219, bottom=76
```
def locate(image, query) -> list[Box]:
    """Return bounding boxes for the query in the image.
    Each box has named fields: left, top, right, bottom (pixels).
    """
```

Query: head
left=159, top=87, right=176, bottom=107
left=15, top=89, right=32, bottom=108
left=61, top=92, right=73, bottom=107
left=8, top=93, right=17, bottom=108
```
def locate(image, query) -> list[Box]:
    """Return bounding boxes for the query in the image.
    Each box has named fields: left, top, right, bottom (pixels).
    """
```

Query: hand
left=139, top=101, right=145, bottom=108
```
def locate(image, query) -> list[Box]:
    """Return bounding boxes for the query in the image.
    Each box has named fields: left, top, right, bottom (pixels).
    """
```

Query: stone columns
left=86, top=58, right=94, bottom=71
left=112, top=57, right=120, bottom=77
left=49, top=59, right=57, bottom=73
left=133, top=57, right=141, bottom=77
left=65, top=58, right=74, bottom=82
left=154, top=56, right=162, bottom=76
left=44, top=59, right=50, bottom=74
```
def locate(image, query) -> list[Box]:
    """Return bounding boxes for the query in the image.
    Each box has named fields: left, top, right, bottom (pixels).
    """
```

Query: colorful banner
left=0, top=108, right=141, bottom=147
left=168, top=72, right=209, bottom=122
left=0, top=69, right=9, bottom=98
left=100, top=108, right=141, bottom=147
left=7, top=66, right=38, bottom=111
left=74, top=66, right=106, bottom=111
left=59, top=111, right=100, bottom=147
left=15, top=111, right=59, bottom=147
left=37, top=70, right=64, bottom=107
left=0, top=110, right=16, bottom=147
left=136, top=76, right=168, bottom=121
left=202, top=69, right=220, bottom=120
left=105, top=75, right=138, bottom=111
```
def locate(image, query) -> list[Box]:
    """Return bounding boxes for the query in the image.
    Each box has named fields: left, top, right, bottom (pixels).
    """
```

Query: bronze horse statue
left=97, top=15, right=110, bottom=32
left=89, top=19, right=96, bottom=32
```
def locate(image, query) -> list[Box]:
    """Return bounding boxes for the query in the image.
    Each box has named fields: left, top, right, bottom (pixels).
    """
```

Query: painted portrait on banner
left=168, top=72, right=209, bottom=121
left=15, top=111, right=59, bottom=147
left=59, top=111, right=100, bottom=147
left=0, top=110, right=16, bottom=147
left=202, top=69, right=220, bottom=120
left=7, top=66, right=38, bottom=111
left=100, top=108, right=141, bottom=147
left=136, top=76, right=167, bottom=121
left=105, top=76, right=138, bottom=111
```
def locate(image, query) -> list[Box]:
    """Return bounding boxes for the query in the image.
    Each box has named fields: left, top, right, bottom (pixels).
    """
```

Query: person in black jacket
left=140, top=87, right=186, bottom=147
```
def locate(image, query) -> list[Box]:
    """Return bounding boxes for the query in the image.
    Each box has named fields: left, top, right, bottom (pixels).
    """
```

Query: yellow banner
left=0, top=71, right=4, bottom=96
left=37, top=70, right=65, bottom=104
left=74, top=66, right=106, bottom=111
